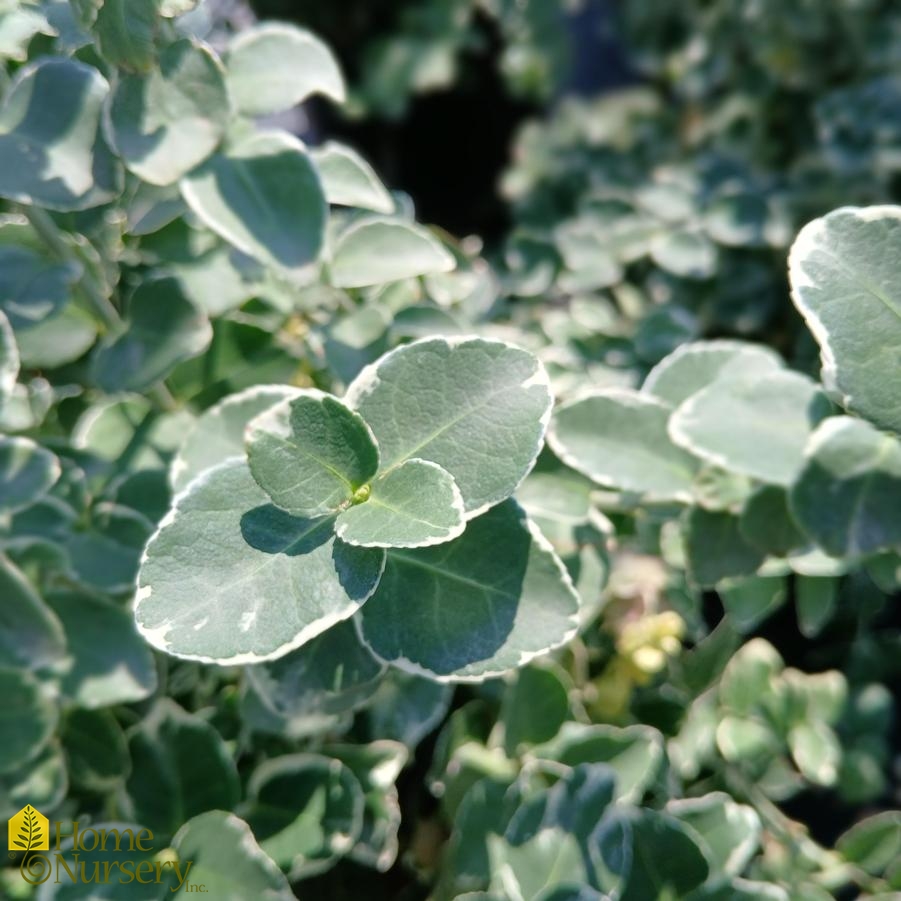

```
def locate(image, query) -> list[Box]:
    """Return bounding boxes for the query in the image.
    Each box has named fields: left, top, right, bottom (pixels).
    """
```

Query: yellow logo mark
left=8, top=805, right=48, bottom=852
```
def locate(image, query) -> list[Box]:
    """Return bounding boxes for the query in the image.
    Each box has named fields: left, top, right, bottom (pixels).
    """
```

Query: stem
left=22, top=206, right=178, bottom=411
left=23, top=206, right=120, bottom=330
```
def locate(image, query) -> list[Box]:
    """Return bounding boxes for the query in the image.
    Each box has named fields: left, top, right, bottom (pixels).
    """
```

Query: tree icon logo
left=8, top=805, right=50, bottom=885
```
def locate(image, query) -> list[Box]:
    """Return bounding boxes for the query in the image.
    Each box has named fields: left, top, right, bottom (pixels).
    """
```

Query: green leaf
left=225, top=23, right=345, bottom=117
left=91, top=276, right=212, bottom=393
left=618, top=809, right=709, bottom=901
left=0, top=245, right=78, bottom=331
left=738, top=485, right=807, bottom=558
left=363, top=671, right=453, bottom=748
left=789, top=205, right=901, bottom=434
left=135, top=459, right=385, bottom=664
left=719, top=576, right=787, bottom=632
left=106, top=38, right=229, bottom=185
left=170, top=811, right=295, bottom=900
left=0, top=666, right=57, bottom=774
left=490, top=828, right=589, bottom=900
left=0, top=58, right=121, bottom=210
left=347, top=337, right=551, bottom=517
left=46, top=589, right=157, bottom=707
left=329, top=742, right=408, bottom=872
left=0, top=741, right=67, bottom=823
left=61, top=707, right=129, bottom=793
left=668, top=792, right=760, bottom=878
left=670, top=369, right=831, bottom=486
left=715, top=716, right=778, bottom=762
left=837, top=811, right=901, bottom=876
left=550, top=389, right=699, bottom=502
left=335, top=459, right=466, bottom=548
left=93, top=0, right=159, bottom=71
left=245, top=619, right=386, bottom=719
left=358, top=500, right=579, bottom=681
left=329, top=217, right=455, bottom=288
left=171, top=384, right=302, bottom=492
left=312, top=142, right=394, bottom=213
left=718, top=638, right=783, bottom=715
left=0, top=555, right=66, bottom=671
left=14, top=301, right=98, bottom=369
left=124, top=700, right=240, bottom=838
left=790, top=416, right=901, bottom=556
left=650, top=229, right=718, bottom=279
left=685, top=507, right=765, bottom=588
left=795, top=576, right=838, bottom=638
left=531, top=723, right=664, bottom=804
left=0, top=436, right=60, bottom=515
left=788, top=721, right=841, bottom=786
left=0, top=310, right=18, bottom=409
left=642, top=340, right=782, bottom=408
left=501, top=662, right=571, bottom=757
left=180, top=130, right=327, bottom=274
left=246, top=390, right=380, bottom=518
left=244, top=754, right=365, bottom=878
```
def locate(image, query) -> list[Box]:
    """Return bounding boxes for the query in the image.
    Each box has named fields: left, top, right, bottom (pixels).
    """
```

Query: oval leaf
left=135, top=459, right=385, bottom=664
left=91, top=276, right=212, bottom=393
left=790, top=416, right=901, bottom=556
left=246, top=390, right=380, bottom=518
left=670, top=369, right=831, bottom=486
left=0, top=436, right=60, bottom=514
left=789, top=205, right=901, bottom=434
left=358, top=500, right=579, bottom=682
left=549, top=389, right=699, bottom=502
left=172, top=384, right=303, bottom=492
left=330, top=218, right=455, bottom=289
left=335, top=459, right=465, bottom=548
left=226, top=23, right=345, bottom=117
left=313, top=141, right=394, bottom=214
left=0, top=58, right=121, bottom=210
left=106, top=38, right=229, bottom=185
left=346, top=337, right=552, bottom=518
left=180, top=130, right=327, bottom=274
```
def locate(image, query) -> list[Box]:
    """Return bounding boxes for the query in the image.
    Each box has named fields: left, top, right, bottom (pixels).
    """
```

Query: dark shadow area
left=240, top=504, right=334, bottom=554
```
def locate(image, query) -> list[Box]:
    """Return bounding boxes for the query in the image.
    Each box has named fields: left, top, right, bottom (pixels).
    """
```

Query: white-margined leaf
left=170, top=811, right=295, bottom=900
left=244, top=754, right=365, bottom=879
left=225, top=23, right=345, bottom=117
left=0, top=666, right=57, bottom=774
left=329, top=218, right=455, bottom=289
left=335, top=459, right=466, bottom=548
left=358, top=500, right=579, bottom=682
left=105, top=38, right=229, bottom=185
left=0, top=58, right=121, bottom=210
left=0, top=310, right=19, bottom=411
left=549, top=389, right=699, bottom=502
left=0, top=436, right=60, bottom=514
left=0, top=555, right=66, bottom=671
left=90, top=276, right=212, bottom=393
left=135, top=460, right=385, bottom=665
left=670, top=369, right=831, bottom=486
left=312, top=142, right=394, bottom=214
left=789, top=205, right=901, bottom=434
left=790, top=416, right=901, bottom=556
left=346, top=337, right=552, bottom=518
left=246, top=390, right=380, bottom=518
left=642, top=340, right=783, bottom=407
left=171, top=384, right=303, bottom=492
left=180, top=130, right=327, bottom=274
left=245, top=619, right=386, bottom=719
left=47, top=589, right=157, bottom=708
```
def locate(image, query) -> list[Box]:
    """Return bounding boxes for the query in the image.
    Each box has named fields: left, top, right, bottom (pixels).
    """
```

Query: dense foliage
left=1, top=2, right=899, bottom=900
